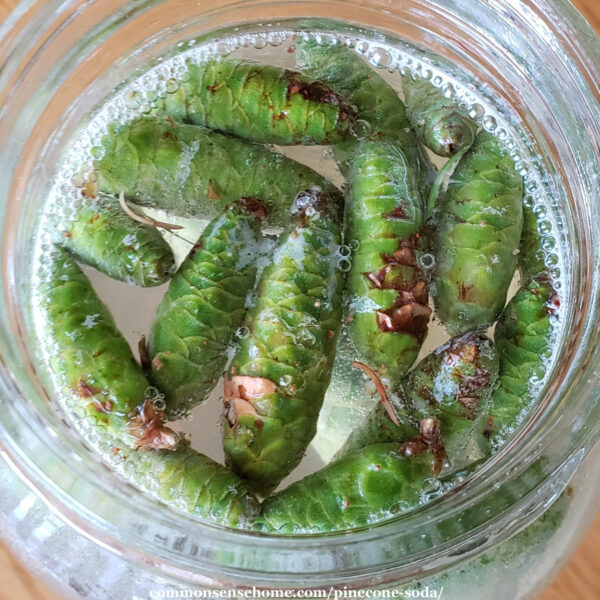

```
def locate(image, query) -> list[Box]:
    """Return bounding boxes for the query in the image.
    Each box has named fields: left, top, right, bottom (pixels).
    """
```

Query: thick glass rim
left=0, top=0, right=599, bottom=588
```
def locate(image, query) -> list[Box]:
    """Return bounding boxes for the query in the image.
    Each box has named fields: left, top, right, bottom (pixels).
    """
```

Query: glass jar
left=1, top=1, right=600, bottom=598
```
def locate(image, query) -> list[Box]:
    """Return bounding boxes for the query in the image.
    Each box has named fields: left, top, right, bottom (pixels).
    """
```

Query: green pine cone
left=149, top=201, right=264, bottom=419
left=347, top=138, right=431, bottom=382
left=294, top=36, right=436, bottom=194
left=40, top=247, right=176, bottom=450
left=222, top=189, right=344, bottom=494
left=255, top=443, right=436, bottom=533
left=95, top=117, right=341, bottom=227
left=121, top=441, right=260, bottom=528
left=63, top=196, right=175, bottom=287
left=155, top=59, right=356, bottom=145
left=338, top=332, right=499, bottom=476
left=487, top=275, right=557, bottom=450
left=402, top=76, right=477, bottom=157
left=433, top=132, right=524, bottom=335
left=519, top=204, right=547, bottom=278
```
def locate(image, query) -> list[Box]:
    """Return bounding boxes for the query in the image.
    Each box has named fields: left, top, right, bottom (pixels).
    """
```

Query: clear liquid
left=31, top=25, right=565, bottom=491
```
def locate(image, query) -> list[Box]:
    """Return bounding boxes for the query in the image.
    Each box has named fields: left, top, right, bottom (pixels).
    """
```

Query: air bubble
left=534, top=205, right=547, bottom=219
left=538, top=220, right=552, bottom=235
left=541, top=236, right=556, bottom=251
left=550, top=267, right=561, bottom=280
left=364, top=380, right=377, bottom=395
left=351, top=119, right=371, bottom=140
left=432, top=75, right=443, bottom=86
left=469, top=103, right=485, bottom=119
left=125, top=91, right=141, bottom=108
left=305, top=206, right=317, bottom=217
left=418, top=253, right=436, bottom=270
left=355, top=41, right=369, bottom=55
left=269, top=34, right=284, bottom=47
left=516, top=162, right=528, bottom=176
left=525, top=180, right=538, bottom=193
left=279, top=374, right=293, bottom=387
left=236, top=326, right=250, bottom=339
left=546, top=253, right=559, bottom=267
left=165, top=78, right=180, bottom=93
left=482, top=115, right=498, bottom=131
left=523, top=195, right=535, bottom=209
left=337, top=245, right=351, bottom=257
left=338, top=258, right=352, bottom=272
left=349, top=239, right=361, bottom=251
left=442, top=83, right=455, bottom=99
left=216, top=42, right=230, bottom=56
left=253, top=37, right=267, bottom=49
left=71, top=173, right=85, bottom=188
